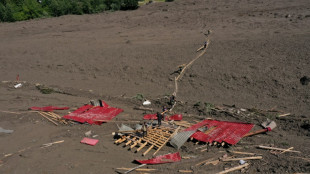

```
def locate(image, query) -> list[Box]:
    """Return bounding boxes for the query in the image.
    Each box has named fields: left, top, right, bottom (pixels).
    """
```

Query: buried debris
left=30, top=106, right=69, bottom=112
left=243, top=120, right=277, bottom=137
left=135, top=152, right=181, bottom=164
left=0, top=127, right=14, bottom=134
left=143, top=113, right=183, bottom=121
left=63, top=100, right=123, bottom=125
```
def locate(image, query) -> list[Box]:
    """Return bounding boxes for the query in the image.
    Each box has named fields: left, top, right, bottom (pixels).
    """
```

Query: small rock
left=300, top=76, right=310, bottom=85
left=285, top=14, right=291, bottom=18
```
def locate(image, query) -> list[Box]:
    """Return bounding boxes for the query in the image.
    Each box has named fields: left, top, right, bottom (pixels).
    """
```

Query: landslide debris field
left=0, top=0, right=309, bottom=173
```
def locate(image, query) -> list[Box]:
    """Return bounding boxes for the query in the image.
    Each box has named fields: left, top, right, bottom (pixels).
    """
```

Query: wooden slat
left=136, top=142, right=147, bottom=152
left=38, top=112, right=58, bottom=126
left=125, top=137, right=136, bottom=146
left=143, top=145, right=154, bottom=156
left=130, top=139, right=141, bottom=149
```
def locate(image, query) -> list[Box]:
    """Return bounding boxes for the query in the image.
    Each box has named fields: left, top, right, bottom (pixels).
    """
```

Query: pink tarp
left=136, top=152, right=181, bottom=164
left=63, top=101, right=123, bottom=125
left=80, top=137, right=99, bottom=146
left=143, top=114, right=182, bottom=121
left=30, top=106, right=69, bottom=112
left=185, top=120, right=254, bottom=145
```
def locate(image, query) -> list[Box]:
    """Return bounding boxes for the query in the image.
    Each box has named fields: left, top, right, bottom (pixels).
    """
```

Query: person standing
left=157, top=112, right=163, bottom=126
left=142, top=122, right=147, bottom=137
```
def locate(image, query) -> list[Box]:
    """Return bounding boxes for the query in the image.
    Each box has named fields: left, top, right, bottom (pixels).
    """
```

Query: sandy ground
left=0, top=0, right=309, bottom=173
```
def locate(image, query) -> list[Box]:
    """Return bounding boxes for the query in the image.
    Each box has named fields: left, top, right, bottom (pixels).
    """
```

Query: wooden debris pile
left=37, top=111, right=68, bottom=126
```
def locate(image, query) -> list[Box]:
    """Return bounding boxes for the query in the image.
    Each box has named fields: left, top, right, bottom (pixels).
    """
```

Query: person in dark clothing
left=169, top=95, right=176, bottom=106
left=142, top=122, right=147, bottom=137
left=157, top=112, right=163, bottom=126
left=204, top=41, right=207, bottom=48
left=162, top=106, right=168, bottom=120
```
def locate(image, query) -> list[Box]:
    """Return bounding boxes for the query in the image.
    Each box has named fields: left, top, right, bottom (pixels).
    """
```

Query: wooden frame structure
left=115, top=126, right=180, bottom=156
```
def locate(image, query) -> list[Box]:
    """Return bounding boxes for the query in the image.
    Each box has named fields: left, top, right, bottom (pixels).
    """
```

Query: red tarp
left=63, top=101, right=123, bottom=125
left=80, top=137, right=99, bottom=146
left=30, top=106, right=69, bottom=112
left=143, top=114, right=182, bottom=121
left=185, top=120, right=254, bottom=145
left=136, top=152, right=181, bottom=164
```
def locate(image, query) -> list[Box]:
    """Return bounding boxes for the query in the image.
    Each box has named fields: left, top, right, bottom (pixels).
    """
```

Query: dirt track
left=0, top=0, right=309, bottom=173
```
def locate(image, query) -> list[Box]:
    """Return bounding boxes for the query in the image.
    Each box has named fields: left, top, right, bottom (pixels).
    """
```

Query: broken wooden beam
left=222, top=156, right=262, bottom=162
left=116, top=167, right=156, bottom=172
left=257, top=145, right=300, bottom=153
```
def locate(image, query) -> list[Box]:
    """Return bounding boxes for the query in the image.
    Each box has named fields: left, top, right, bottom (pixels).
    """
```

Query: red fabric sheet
left=136, top=152, right=181, bottom=164
left=63, top=101, right=123, bottom=125
left=80, top=137, right=99, bottom=146
left=143, top=114, right=182, bottom=121
left=30, top=106, right=69, bottom=112
left=185, top=120, right=254, bottom=145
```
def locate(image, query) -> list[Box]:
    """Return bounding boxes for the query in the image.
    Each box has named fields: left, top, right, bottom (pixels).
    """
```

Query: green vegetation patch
left=0, top=0, right=139, bottom=22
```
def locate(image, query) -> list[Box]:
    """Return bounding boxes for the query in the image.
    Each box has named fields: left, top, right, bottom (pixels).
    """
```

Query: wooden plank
left=257, top=145, right=300, bottom=153
left=118, top=136, right=130, bottom=144
left=114, top=136, right=125, bottom=144
left=195, top=158, right=215, bottom=166
left=38, top=112, right=58, bottom=126
left=143, top=145, right=154, bottom=156
left=222, top=156, right=262, bottom=161
left=136, top=142, right=147, bottom=152
left=116, top=168, right=156, bottom=172
left=125, top=137, right=136, bottom=146
left=279, top=147, right=294, bottom=154
left=229, top=151, right=258, bottom=156
left=130, top=139, right=141, bottom=149
left=217, top=163, right=249, bottom=174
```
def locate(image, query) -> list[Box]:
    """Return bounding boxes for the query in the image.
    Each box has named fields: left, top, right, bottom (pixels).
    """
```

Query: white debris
left=143, top=100, right=151, bottom=106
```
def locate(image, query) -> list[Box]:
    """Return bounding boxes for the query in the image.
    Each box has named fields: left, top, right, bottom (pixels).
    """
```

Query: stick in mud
left=217, top=163, right=249, bottom=174
left=124, top=164, right=146, bottom=174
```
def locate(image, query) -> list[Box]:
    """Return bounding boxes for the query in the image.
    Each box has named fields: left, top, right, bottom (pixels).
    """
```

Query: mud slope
left=0, top=0, right=309, bottom=173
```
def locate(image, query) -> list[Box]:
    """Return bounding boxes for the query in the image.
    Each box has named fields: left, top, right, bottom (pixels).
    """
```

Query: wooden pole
left=229, top=151, right=258, bottom=156
left=258, top=145, right=300, bottom=153
left=222, top=156, right=262, bottom=161
left=38, top=112, right=58, bottom=126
